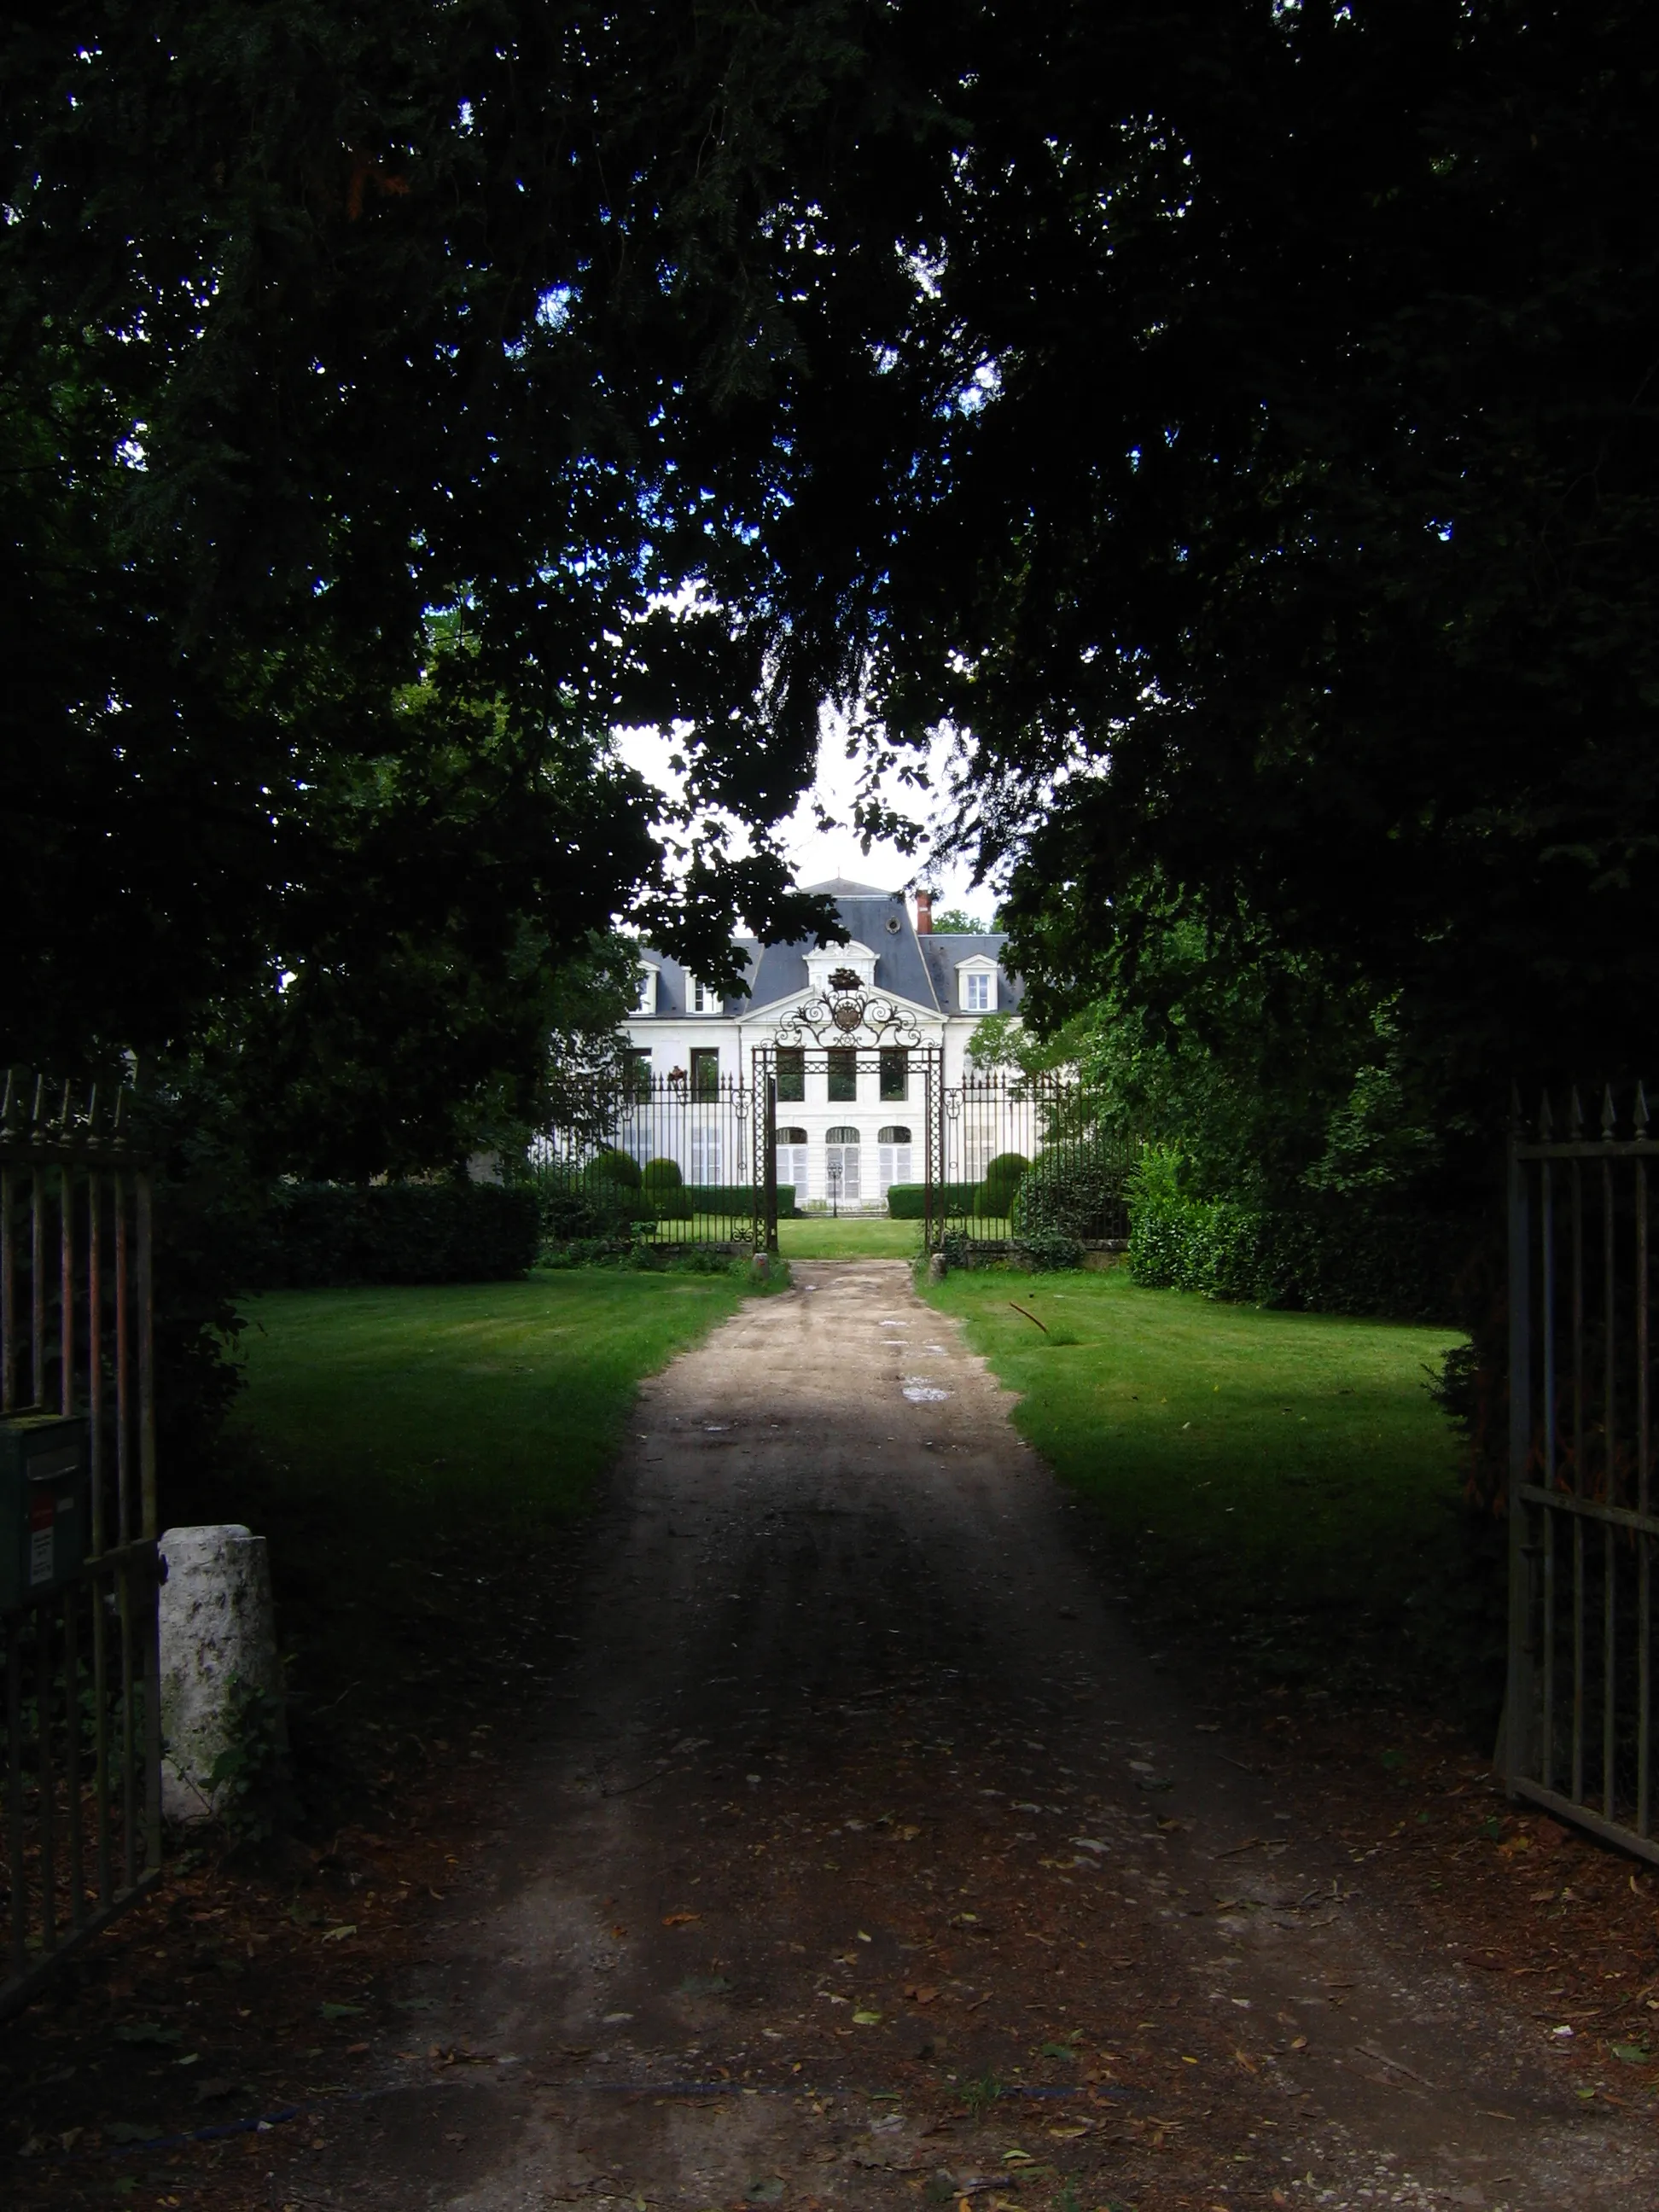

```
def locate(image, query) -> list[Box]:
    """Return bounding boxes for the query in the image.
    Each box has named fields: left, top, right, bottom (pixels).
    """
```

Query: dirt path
left=276, top=1261, right=1656, bottom=2211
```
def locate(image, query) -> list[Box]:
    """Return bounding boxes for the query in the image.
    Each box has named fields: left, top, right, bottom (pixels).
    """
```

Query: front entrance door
left=825, top=1126, right=861, bottom=1203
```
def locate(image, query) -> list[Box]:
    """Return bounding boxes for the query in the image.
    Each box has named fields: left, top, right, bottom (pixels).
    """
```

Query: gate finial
left=1603, top=1084, right=1618, bottom=1139
left=1637, top=1082, right=1650, bottom=1137
left=1569, top=1085, right=1585, bottom=1138
left=1539, top=1090, right=1554, bottom=1140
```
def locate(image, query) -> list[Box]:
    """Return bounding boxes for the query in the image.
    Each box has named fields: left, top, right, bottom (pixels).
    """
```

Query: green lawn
left=924, top=1265, right=1468, bottom=1691
left=220, top=1272, right=754, bottom=1801
left=777, top=1214, right=923, bottom=1259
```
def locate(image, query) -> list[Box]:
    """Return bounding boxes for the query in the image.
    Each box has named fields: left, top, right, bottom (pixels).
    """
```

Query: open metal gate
left=1, top=1073, right=163, bottom=2020
left=1506, top=1084, right=1659, bottom=1860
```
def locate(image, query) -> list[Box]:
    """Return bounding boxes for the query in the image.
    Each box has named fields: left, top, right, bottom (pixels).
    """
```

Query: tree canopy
left=8, top=2, right=1656, bottom=1175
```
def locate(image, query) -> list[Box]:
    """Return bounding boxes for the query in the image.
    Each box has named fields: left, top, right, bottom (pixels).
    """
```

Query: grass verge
left=923, top=1264, right=1474, bottom=1701
left=211, top=1269, right=755, bottom=1825
left=777, top=1216, right=923, bottom=1259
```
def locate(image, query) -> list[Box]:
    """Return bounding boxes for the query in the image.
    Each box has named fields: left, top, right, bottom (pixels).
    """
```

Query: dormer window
left=690, top=978, right=719, bottom=1014
left=636, top=964, right=659, bottom=1015
left=958, top=956, right=998, bottom=1012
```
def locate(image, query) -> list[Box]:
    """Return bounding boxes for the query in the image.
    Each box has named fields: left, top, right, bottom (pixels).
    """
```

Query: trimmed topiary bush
left=978, top=1151, right=1030, bottom=1216
left=587, top=1147, right=642, bottom=1190
left=641, top=1157, right=684, bottom=1193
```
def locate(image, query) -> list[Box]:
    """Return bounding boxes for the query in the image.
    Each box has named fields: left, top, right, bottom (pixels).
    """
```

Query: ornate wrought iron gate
left=1, top=1074, right=163, bottom=2021
left=1506, top=1086, right=1659, bottom=1860
left=750, top=980, right=943, bottom=1253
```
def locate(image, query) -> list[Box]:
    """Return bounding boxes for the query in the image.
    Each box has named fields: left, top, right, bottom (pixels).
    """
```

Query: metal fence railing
left=534, top=1072, right=760, bottom=1250
left=1, top=1073, right=163, bottom=2022
left=939, top=1073, right=1133, bottom=1252
left=1506, top=1084, right=1659, bottom=1863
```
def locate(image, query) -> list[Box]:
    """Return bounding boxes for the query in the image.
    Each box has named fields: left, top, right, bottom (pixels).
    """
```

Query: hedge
left=1125, top=1144, right=1467, bottom=1322
left=652, top=1184, right=799, bottom=1220
left=247, top=1182, right=540, bottom=1289
left=887, top=1182, right=979, bottom=1220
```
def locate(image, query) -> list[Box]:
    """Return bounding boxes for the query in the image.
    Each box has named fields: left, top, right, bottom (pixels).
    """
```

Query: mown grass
left=218, top=1271, right=754, bottom=1814
left=924, top=1265, right=1471, bottom=1696
left=777, top=1215, right=923, bottom=1259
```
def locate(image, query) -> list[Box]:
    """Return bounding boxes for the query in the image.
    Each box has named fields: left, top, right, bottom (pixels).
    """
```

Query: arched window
left=825, top=1126, right=861, bottom=1202
left=877, top=1125, right=912, bottom=1192
left=775, top=1126, right=808, bottom=1205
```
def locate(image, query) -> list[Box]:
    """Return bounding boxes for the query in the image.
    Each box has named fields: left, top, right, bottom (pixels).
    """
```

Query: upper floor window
left=776, top=1048, right=806, bottom=1103
left=636, top=965, right=658, bottom=1014
left=827, top=1048, right=858, bottom=1103
left=963, top=967, right=994, bottom=1011
left=879, top=1048, right=908, bottom=1103
left=690, top=977, right=719, bottom=1014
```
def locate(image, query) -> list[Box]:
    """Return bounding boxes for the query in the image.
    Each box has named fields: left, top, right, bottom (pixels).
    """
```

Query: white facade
left=624, top=882, right=1022, bottom=1211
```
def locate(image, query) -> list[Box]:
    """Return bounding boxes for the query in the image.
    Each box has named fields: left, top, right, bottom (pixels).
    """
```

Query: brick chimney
left=915, top=888, right=934, bottom=935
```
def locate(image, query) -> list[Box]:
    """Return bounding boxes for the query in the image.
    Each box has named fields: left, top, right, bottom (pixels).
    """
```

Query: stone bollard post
left=928, top=1251, right=948, bottom=1282
left=750, top=1250, right=771, bottom=1282
left=158, top=1525, right=286, bottom=1825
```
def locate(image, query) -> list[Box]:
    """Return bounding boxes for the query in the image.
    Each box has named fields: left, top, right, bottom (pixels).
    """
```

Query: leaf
left=1611, top=2043, right=1650, bottom=2065
left=678, top=1974, right=732, bottom=1996
left=746, top=2183, right=785, bottom=2205
left=661, top=1911, right=701, bottom=1928
left=904, top=1983, right=940, bottom=2004
left=320, top=2002, right=365, bottom=2020
left=321, top=1924, right=358, bottom=1942
left=114, top=2023, right=182, bottom=2047
left=104, top=2121, right=165, bottom=2143
left=853, top=2008, right=884, bottom=2025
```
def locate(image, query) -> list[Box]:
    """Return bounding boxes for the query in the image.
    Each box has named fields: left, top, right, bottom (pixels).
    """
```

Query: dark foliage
left=1010, top=1135, right=1134, bottom=1247
left=246, top=1183, right=540, bottom=1290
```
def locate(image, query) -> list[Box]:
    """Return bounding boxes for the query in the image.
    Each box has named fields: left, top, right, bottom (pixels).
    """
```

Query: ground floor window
left=776, top=1126, right=808, bottom=1203
left=690, top=1121, right=722, bottom=1184
left=690, top=1047, right=720, bottom=1101
left=825, top=1124, right=861, bottom=1202
left=877, top=1124, right=912, bottom=1191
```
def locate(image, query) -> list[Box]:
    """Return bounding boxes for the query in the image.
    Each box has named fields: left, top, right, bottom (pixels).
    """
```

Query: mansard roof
left=636, top=886, right=1022, bottom=1016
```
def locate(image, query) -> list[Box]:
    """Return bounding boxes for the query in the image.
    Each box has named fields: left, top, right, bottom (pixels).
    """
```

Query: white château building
left=626, top=881, right=1022, bottom=1210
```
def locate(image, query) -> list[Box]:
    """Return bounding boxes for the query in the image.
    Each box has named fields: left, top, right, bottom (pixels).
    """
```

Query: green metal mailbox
left=0, top=1414, right=90, bottom=1611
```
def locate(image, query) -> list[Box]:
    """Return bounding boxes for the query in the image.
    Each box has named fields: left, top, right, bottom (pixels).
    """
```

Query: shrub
left=1010, top=1230, right=1085, bottom=1272
left=641, top=1156, right=684, bottom=1194
left=979, top=1152, right=1031, bottom=1215
left=587, top=1147, right=642, bottom=1190
left=1010, top=1135, right=1134, bottom=1243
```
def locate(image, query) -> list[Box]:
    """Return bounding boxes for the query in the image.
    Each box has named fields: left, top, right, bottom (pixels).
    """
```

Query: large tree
left=823, top=3, right=1659, bottom=1113
left=1, top=0, right=926, bottom=1160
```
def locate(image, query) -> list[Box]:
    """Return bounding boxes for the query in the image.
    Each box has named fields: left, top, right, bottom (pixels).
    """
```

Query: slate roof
left=637, top=885, right=1022, bottom=1017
